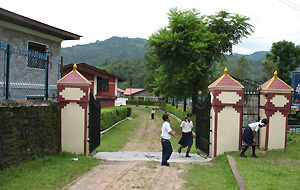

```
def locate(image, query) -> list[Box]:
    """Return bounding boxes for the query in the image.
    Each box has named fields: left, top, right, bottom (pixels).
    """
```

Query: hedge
left=127, top=100, right=164, bottom=106
left=100, top=106, right=132, bottom=131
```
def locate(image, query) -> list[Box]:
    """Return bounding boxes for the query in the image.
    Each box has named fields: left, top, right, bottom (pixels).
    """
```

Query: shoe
left=185, top=154, right=191, bottom=158
left=252, top=154, right=259, bottom=158
left=178, top=147, right=182, bottom=154
left=161, top=162, right=170, bottom=166
left=240, top=153, right=247, bottom=158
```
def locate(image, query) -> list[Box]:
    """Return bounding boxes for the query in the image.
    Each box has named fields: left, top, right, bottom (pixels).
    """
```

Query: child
left=151, top=109, right=155, bottom=119
left=240, top=118, right=269, bottom=158
left=178, top=113, right=194, bottom=157
left=161, top=114, right=177, bottom=166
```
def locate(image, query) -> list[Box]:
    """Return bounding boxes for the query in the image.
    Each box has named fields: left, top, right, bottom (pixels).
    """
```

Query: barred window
left=97, top=77, right=109, bottom=92
left=27, top=42, right=47, bottom=69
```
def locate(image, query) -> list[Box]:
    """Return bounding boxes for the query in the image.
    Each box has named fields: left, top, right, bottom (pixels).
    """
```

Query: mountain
left=231, top=51, right=268, bottom=62
left=61, top=36, right=148, bottom=67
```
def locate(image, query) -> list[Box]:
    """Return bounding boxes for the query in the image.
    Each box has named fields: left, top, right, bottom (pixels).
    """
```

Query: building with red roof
left=62, top=63, right=126, bottom=108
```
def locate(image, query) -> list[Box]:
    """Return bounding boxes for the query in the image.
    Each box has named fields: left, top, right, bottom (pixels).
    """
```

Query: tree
left=260, top=60, right=277, bottom=82
left=145, top=8, right=253, bottom=113
left=265, top=40, right=300, bottom=85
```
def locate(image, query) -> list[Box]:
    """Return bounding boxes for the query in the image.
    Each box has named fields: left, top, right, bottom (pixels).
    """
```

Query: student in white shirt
left=161, top=114, right=177, bottom=166
left=240, top=118, right=269, bottom=158
left=178, top=113, right=194, bottom=157
left=151, top=109, right=155, bottom=119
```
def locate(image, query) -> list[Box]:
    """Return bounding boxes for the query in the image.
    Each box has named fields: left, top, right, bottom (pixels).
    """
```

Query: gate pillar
left=259, top=71, right=293, bottom=150
left=57, top=64, right=91, bottom=155
left=208, top=68, right=244, bottom=157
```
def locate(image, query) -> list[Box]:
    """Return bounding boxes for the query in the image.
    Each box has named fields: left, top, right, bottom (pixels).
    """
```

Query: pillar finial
left=73, top=64, right=77, bottom=71
left=274, top=70, right=278, bottom=78
left=224, top=68, right=228, bottom=75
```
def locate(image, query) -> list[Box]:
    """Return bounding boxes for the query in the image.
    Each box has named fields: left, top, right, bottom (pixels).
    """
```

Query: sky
left=2, top=0, right=300, bottom=54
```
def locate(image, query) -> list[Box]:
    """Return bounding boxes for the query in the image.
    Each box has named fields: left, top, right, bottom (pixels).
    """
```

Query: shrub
left=101, top=106, right=129, bottom=131
left=127, top=107, right=132, bottom=117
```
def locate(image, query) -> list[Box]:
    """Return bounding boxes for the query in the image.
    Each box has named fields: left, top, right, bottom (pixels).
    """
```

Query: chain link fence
left=0, top=42, right=61, bottom=100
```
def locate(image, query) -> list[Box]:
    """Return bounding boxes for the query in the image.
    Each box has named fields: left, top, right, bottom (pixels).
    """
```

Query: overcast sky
left=2, top=0, right=300, bottom=54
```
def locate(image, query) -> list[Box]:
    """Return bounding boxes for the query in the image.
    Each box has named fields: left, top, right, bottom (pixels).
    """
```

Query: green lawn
left=0, top=152, right=101, bottom=190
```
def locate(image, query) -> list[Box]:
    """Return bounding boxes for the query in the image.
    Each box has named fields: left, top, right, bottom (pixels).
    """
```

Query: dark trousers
left=161, top=138, right=173, bottom=163
left=151, top=113, right=154, bottom=119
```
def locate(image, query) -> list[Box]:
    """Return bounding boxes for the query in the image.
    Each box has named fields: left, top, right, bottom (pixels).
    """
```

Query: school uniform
left=242, top=121, right=263, bottom=146
left=151, top=109, right=155, bottom=119
left=161, top=121, right=173, bottom=164
left=178, top=120, right=193, bottom=147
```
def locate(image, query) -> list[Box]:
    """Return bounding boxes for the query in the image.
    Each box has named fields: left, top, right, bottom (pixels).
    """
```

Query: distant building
left=117, top=88, right=125, bottom=98
left=124, top=88, right=162, bottom=101
left=0, top=7, right=81, bottom=99
left=62, top=63, right=126, bottom=108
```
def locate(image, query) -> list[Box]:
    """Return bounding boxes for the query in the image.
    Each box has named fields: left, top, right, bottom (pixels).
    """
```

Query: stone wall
left=0, top=100, right=59, bottom=170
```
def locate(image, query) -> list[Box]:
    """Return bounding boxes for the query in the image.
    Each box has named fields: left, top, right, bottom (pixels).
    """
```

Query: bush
left=287, top=131, right=300, bottom=144
left=127, top=107, right=132, bottom=117
left=101, top=106, right=129, bottom=131
left=127, top=100, right=164, bottom=106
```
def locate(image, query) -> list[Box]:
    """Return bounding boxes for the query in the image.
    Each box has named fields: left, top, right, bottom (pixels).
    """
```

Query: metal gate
left=196, top=94, right=211, bottom=155
left=88, top=91, right=101, bottom=154
left=240, top=80, right=261, bottom=146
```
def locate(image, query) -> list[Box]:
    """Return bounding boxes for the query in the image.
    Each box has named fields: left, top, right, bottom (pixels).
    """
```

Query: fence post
left=45, top=55, right=49, bottom=100
left=5, top=44, right=10, bottom=99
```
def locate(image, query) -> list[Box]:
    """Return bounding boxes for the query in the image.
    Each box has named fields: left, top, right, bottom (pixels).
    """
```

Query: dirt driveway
left=64, top=108, right=201, bottom=190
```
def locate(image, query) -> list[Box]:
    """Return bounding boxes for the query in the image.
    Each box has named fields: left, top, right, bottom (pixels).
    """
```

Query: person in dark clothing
left=240, top=118, right=269, bottom=158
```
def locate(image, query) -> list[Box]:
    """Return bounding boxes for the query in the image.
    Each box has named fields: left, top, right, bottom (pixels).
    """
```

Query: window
left=138, top=97, right=144, bottom=100
left=97, top=77, right=109, bottom=92
left=27, top=41, right=47, bottom=69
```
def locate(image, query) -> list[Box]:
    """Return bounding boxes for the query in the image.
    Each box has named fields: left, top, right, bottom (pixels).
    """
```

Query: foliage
left=287, top=131, right=300, bottom=144
left=0, top=152, right=101, bottom=189
left=259, top=59, right=277, bottom=82
left=266, top=40, right=300, bottom=85
left=101, top=58, right=146, bottom=89
left=127, top=100, right=164, bottom=106
left=61, top=36, right=147, bottom=66
left=145, top=8, right=253, bottom=113
left=101, top=106, right=130, bottom=131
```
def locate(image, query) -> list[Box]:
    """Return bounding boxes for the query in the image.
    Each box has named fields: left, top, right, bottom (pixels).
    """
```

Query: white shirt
left=151, top=110, right=155, bottom=114
left=248, top=121, right=264, bottom=132
left=180, top=120, right=193, bottom=133
left=161, top=121, right=172, bottom=139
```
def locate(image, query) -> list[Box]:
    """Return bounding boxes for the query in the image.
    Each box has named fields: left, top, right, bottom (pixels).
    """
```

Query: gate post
left=208, top=68, right=244, bottom=157
left=57, top=64, right=91, bottom=155
left=259, top=71, right=293, bottom=150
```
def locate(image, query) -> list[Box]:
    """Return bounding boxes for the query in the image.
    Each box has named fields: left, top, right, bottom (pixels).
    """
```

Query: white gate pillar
left=208, top=68, right=244, bottom=157
left=259, top=71, right=293, bottom=150
left=57, top=64, right=91, bottom=155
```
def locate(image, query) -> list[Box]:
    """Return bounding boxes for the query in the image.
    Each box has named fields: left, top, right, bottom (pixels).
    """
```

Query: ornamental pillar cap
left=208, top=68, right=244, bottom=90
left=260, top=70, right=293, bottom=92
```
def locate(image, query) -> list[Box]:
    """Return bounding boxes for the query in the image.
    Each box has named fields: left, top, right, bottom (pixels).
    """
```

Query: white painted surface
left=94, top=75, right=97, bottom=96
left=270, top=95, right=289, bottom=107
left=115, top=98, right=128, bottom=106
left=115, top=78, right=118, bottom=96
left=217, top=106, right=240, bottom=155
left=60, top=87, right=85, bottom=100
left=268, top=111, right=286, bottom=150
left=259, top=109, right=267, bottom=150
left=217, top=91, right=241, bottom=104
left=61, top=102, right=85, bottom=154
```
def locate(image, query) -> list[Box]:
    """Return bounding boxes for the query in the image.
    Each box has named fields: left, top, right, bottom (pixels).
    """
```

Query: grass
left=228, top=133, right=300, bottom=190
left=181, top=155, right=239, bottom=190
left=0, top=152, right=101, bottom=190
left=96, top=109, right=140, bottom=152
left=136, top=105, right=161, bottom=109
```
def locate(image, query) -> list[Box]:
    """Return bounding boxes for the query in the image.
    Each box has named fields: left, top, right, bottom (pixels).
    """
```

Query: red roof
left=261, top=71, right=293, bottom=91
left=209, top=68, right=243, bottom=88
left=63, top=63, right=126, bottom=82
left=124, top=88, right=145, bottom=95
left=117, top=88, right=125, bottom=93
left=58, top=64, right=91, bottom=85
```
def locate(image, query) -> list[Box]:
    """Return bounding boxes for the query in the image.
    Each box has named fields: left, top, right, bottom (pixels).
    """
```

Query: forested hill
left=61, top=36, right=148, bottom=67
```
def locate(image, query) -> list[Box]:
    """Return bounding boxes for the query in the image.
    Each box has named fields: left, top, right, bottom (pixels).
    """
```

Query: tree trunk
left=176, top=98, right=178, bottom=109
left=165, top=95, right=168, bottom=103
left=192, top=93, right=197, bottom=114
left=184, top=98, right=187, bottom=112
left=172, top=96, right=175, bottom=106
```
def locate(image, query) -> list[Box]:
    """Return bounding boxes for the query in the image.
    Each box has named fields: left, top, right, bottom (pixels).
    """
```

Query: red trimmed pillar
left=57, top=64, right=91, bottom=155
left=208, top=68, right=244, bottom=157
left=260, top=71, right=293, bottom=150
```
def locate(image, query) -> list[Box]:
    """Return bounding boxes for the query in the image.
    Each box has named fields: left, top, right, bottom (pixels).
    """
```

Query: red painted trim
left=214, top=107, right=218, bottom=157
left=285, top=113, right=288, bottom=149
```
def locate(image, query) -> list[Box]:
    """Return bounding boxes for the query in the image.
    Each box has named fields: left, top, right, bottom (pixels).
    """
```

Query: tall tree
left=265, top=40, right=300, bottom=85
left=145, top=8, right=253, bottom=113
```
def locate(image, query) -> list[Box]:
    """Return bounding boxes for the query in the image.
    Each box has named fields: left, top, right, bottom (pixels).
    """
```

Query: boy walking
left=161, top=114, right=177, bottom=166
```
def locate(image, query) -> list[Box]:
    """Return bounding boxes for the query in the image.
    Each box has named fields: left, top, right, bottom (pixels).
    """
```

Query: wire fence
left=0, top=42, right=61, bottom=100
